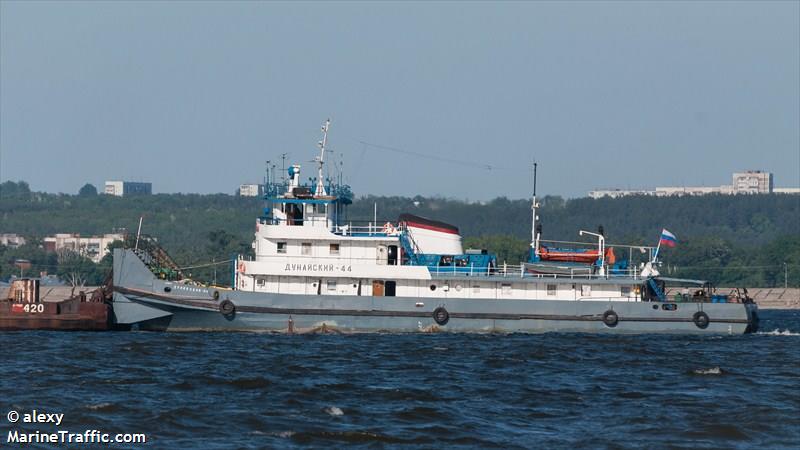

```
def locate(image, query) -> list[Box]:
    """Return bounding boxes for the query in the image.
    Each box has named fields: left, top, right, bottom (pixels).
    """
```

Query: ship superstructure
left=112, top=120, right=759, bottom=334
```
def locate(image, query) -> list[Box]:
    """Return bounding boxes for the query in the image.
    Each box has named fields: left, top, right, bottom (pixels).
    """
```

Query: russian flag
left=659, top=229, right=677, bottom=247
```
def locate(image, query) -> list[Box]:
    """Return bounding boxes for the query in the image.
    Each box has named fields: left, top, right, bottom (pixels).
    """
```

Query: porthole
left=164, top=286, right=171, bottom=293
left=652, top=304, right=658, bottom=310
left=430, top=285, right=437, bottom=291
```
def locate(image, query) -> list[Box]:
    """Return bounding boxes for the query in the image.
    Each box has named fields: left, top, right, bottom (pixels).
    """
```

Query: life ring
left=382, top=222, right=396, bottom=234
left=693, top=311, right=710, bottom=329
left=602, top=310, right=619, bottom=327
left=219, top=299, right=236, bottom=316
left=433, top=306, right=450, bottom=326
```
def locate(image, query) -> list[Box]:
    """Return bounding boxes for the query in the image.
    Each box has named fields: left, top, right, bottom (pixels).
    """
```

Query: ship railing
left=332, top=222, right=401, bottom=237
left=262, top=216, right=332, bottom=227
left=430, top=262, right=643, bottom=280
left=261, top=216, right=400, bottom=237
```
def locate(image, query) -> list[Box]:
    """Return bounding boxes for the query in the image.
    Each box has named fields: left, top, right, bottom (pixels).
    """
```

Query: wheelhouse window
left=329, top=243, right=340, bottom=255
left=277, top=242, right=287, bottom=254
left=547, top=284, right=557, bottom=296
left=301, top=243, right=312, bottom=255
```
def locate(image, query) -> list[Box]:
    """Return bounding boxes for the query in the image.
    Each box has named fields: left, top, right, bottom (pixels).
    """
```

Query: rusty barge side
left=0, top=278, right=111, bottom=331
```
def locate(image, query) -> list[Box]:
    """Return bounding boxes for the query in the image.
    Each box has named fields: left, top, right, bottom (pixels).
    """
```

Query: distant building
left=238, top=184, right=263, bottom=197
left=0, top=234, right=26, bottom=249
left=587, top=189, right=653, bottom=199
left=731, top=171, right=773, bottom=194
left=590, top=170, right=796, bottom=199
left=43, top=233, right=124, bottom=263
left=653, top=185, right=733, bottom=197
left=104, top=181, right=152, bottom=196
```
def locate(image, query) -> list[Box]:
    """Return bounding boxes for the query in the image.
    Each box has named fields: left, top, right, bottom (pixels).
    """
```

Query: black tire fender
left=693, top=311, right=710, bottom=329
left=219, top=299, right=236, bottom=316
left=433, top=306, right=450, bottom=326
left=602, top=309, right=619, bottom=327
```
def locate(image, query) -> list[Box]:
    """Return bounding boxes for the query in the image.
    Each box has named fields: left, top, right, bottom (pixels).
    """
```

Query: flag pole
left=652, top=231, right=663, bottom=263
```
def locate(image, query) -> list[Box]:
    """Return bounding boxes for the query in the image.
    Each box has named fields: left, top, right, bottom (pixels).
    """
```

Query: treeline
left=1, top=180, right=798, bottom=287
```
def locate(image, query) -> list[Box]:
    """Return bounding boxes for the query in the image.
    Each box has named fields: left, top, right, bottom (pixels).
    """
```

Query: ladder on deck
left=398, top=228, right=422, bottom=265
left=647, top=278, right=667, bottom=302
left=129, top=235, right=183, bottom=280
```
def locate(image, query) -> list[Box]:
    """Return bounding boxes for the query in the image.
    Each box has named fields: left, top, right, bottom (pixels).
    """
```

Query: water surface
left=2, top=310, right=798, bottom=449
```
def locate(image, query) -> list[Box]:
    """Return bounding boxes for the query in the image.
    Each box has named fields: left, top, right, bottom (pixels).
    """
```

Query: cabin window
left=277, top=242, right=287, bottom=254
left=327, top=280, right=337, bottom=292
left=257, top=277, right=266, bottom=287
left=330, top=243, right=340, bottom=255
left=581, top=285, right=592, bottom=297
left=301, top=243, right=312, bottom=255
left=621, top=286, right=631, bottom=296
left=473, top=285, right=480, bottom=294
left=501, top=283, right=512, bottom=296
left=547, top=284, right=557, bottom=296
left=385, top=280, right=396, bottom=297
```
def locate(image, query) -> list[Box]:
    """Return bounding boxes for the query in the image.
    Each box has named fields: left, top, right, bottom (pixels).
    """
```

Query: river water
left=1, top=310, right=798, bottom=449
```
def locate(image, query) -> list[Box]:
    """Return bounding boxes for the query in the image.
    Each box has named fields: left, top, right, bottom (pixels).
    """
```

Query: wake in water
left=757, top=329, right=800, bottom=336
left=325, top=406, right=344, bottom=416
left=693, top=367, right=723, bottom=375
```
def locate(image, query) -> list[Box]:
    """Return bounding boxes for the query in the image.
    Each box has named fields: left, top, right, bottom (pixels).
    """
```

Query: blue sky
left=1, top=1, right=798, bottom=199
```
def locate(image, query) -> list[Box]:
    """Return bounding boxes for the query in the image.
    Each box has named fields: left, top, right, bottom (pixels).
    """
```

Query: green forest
left=1, top=180, right=798, bottom=288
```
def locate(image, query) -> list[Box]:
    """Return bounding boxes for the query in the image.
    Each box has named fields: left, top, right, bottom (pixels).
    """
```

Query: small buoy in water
left=288, top=317, right=294, bottom=334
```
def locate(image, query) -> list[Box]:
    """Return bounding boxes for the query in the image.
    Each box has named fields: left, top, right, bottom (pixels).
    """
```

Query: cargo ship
left=111, top=120, right=759, bottom=334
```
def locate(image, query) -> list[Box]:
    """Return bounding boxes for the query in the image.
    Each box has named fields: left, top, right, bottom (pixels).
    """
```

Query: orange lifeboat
left=538, top=246, right=615, bottom=264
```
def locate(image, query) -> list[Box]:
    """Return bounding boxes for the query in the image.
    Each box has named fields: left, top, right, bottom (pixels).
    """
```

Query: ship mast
left=314, top=119, right=331, bottom=197
left=531, top=162, right=540, bottom=255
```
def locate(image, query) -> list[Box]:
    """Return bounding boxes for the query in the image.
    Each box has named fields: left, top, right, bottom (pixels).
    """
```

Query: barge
left=0, top=278, right=111, bottom=331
